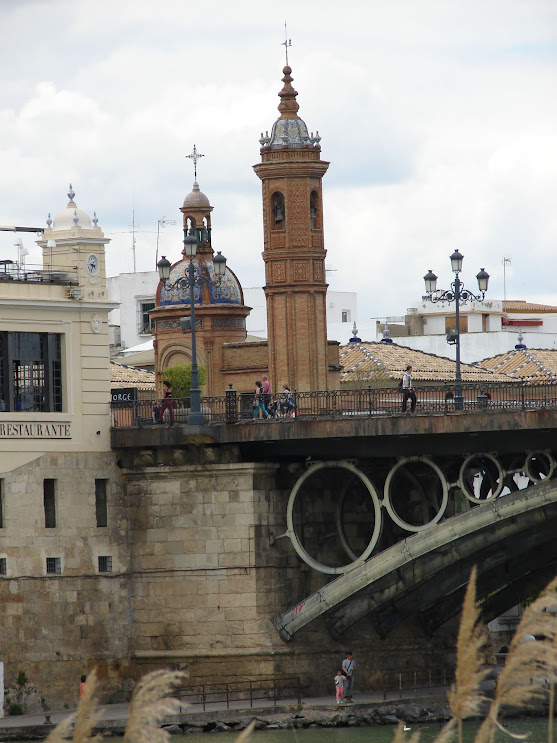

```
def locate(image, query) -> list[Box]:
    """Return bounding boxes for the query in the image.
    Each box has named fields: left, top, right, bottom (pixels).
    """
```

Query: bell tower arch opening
left=271, top=192, right=285, bottom=230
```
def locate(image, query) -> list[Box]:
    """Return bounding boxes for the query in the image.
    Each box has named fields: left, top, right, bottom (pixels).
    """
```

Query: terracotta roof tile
left=110, top=362, right=155, bottom=390
left=339, top=342, right=513, bottom=383
left=475, top=348, right=557, bottom=382
left=502, top=300, right=557, bottom=313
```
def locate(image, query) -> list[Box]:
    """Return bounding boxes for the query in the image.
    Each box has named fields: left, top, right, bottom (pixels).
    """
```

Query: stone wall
left=1, top=444, right=457, bottom=708
left=0, top=452, right=131, bottom=707
left=126, top=461, right=285, bottom=664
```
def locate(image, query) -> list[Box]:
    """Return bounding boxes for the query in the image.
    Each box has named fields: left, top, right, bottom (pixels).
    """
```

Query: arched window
left=271, top=192, right=285, bottom=230
left=310, top=191, right=319, bottom=230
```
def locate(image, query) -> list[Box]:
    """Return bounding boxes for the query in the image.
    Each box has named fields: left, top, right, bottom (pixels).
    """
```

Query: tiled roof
left=475, top=348, right=557, bottom=382
left=110, top=362, right=155, bottom=390
left=339, top=342, right=513, bottom=383
left=502, top=300, right=557, bottom=313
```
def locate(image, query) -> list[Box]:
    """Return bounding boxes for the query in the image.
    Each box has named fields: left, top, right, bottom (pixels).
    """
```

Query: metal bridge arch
left=274, top=474, right=557, bottom=641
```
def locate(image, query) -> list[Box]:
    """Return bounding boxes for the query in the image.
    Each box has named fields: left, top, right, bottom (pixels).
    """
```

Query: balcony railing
left=111, top=381, right=557, bottom=428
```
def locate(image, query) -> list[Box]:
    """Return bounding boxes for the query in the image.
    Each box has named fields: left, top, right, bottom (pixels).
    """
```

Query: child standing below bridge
left=334, top=669, right=346, bottom=704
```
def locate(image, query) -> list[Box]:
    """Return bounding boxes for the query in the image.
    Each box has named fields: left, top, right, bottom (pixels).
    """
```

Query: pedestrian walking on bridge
left=402, top=365, right=417, bottom=414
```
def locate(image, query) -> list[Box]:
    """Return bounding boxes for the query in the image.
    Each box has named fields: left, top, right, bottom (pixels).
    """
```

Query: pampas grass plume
left=447, top=566, right=489, bottom=733
left=44, top=667, right=103, bottom=743
left=475, top=576, right=557, bottom=743
left=123, top=669, right=187, bottom=743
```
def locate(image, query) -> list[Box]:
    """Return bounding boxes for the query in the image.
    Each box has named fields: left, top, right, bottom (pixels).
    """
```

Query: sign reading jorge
left=0, top=422, right=71, bottom=439
left=111, top=388, right=138, bottom=403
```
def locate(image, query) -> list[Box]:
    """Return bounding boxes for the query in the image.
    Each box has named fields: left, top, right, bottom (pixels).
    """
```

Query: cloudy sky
left=1, top=0, right=556, bottom=330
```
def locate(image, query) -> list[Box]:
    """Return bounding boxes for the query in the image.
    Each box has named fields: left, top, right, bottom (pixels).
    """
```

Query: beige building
left=0, top=187, right=129, bottom=703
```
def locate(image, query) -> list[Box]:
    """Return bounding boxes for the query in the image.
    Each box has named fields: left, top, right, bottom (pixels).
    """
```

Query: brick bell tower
left=254, top=66, right=330, bottom=392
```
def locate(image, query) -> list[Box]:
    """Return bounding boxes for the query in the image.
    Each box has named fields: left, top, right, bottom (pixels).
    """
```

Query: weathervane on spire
left=281, top=21, right=292, bottom=65
left=186, top=144, right=204, bottom=181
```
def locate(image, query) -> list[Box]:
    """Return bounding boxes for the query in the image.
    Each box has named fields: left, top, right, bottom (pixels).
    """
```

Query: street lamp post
left=157, top=228, right=227, bottom=425
left=424, top=250, right=489, bottom=410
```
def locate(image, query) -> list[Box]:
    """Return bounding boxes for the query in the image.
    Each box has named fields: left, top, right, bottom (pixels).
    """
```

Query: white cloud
left=0, top=0, right=556, bottom=322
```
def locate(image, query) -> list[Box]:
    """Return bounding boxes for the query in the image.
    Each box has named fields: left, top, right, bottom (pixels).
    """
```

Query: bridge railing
left=111, top=381, right=557, bottom=428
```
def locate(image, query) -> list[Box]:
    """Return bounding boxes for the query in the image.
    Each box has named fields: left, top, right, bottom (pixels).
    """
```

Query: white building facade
left=376, top=298, right=557, bottom=363
left=107, top=272, right=358, bottom=351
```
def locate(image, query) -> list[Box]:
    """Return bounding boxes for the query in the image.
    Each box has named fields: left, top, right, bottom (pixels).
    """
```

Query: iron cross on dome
left=186, top=145, right=204, bottom=181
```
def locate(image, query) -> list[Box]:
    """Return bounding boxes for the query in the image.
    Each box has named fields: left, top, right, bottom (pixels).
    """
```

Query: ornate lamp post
left=157, top=228, right=227, bottom=425
left=423, top=250, right=489, bottom=410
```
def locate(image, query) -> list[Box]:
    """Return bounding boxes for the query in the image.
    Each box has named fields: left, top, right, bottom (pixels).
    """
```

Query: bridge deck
left=112, top=406, right=557, bottom=460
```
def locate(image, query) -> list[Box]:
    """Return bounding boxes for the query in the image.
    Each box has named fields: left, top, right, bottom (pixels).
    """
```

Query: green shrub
left=8, top=703, right=24, bottom=716
left=161, top=364, right=207, bottom=399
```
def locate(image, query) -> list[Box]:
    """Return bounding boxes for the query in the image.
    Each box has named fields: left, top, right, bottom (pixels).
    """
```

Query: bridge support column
left=125, top=460, right=292, bottom=681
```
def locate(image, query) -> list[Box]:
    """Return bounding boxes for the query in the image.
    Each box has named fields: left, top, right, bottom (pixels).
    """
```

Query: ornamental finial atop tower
left=278, top=66, right=299, bottom=119
left=259, top=66, right=321, bottom=149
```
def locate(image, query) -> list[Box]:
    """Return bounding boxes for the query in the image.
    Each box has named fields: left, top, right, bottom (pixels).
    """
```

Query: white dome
left=52, top=205, right=92, bottom=230
left=50, top=185, right=94, bottom=231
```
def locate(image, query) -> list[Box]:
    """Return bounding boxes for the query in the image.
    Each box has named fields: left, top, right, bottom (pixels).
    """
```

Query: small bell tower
left=38, top=185, right=109, bottom=302
left=254, top=66, right=330, bottom=392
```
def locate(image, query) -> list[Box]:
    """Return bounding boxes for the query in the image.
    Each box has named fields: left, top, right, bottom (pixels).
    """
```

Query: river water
left=173, top=718, right=549, bottom=742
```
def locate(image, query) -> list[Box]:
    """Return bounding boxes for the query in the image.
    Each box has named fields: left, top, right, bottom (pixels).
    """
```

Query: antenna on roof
left=156, top=216, right=176, bottom=269
left=281, top=21, right=292, bottom=66
left=502, top=256, right=512, bottom=303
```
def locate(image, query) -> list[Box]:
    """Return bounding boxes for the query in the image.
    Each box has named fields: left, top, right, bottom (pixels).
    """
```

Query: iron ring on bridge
left=286, top=461, right=382, bottom=575
left=384, top=456, right=449, bottom=532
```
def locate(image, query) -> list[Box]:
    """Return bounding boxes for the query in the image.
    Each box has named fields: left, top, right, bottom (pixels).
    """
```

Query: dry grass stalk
left=391, top=719, right=422, bottom=743
left=123, top=669, right=187, bottom=743
left=44, top=667, right=103, bottom=743
left=446, top=566, right=489, bottom=742
left=431, top=718, right=457, bottom=743
left=474, top=576, right=557, bottom=743
left=233, top=720, right=257, bottom=742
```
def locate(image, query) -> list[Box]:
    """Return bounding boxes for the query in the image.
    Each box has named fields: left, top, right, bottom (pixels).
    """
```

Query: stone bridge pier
left=113, top=410, right=557, bottom=692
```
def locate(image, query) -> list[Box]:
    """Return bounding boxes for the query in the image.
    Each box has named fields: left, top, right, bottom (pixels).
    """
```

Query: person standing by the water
left=342, top=651, right=356, bottom=702
left=79, top=674, right=87, bottom=699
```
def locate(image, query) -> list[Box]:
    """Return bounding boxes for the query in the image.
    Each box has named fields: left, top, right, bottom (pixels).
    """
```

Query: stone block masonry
left=126, top=462, right=283, bottom=662
left=0, top=451, right=131, bottom=706
left=1, top=441, right=454, bottom=707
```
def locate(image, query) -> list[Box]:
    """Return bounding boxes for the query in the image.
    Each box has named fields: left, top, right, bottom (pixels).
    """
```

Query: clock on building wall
left=86, top=253, right=100, bottom=275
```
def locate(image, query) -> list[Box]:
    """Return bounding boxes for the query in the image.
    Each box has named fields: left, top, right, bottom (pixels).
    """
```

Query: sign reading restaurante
left=0, top=422, right=71, bottom=439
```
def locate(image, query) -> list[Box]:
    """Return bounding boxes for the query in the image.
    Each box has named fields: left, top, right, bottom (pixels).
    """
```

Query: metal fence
left=173, top=675, right=301, bottom=711
left=379, top=666, right=456, bottom=700
left=111, top=381, right=557, bottom=428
